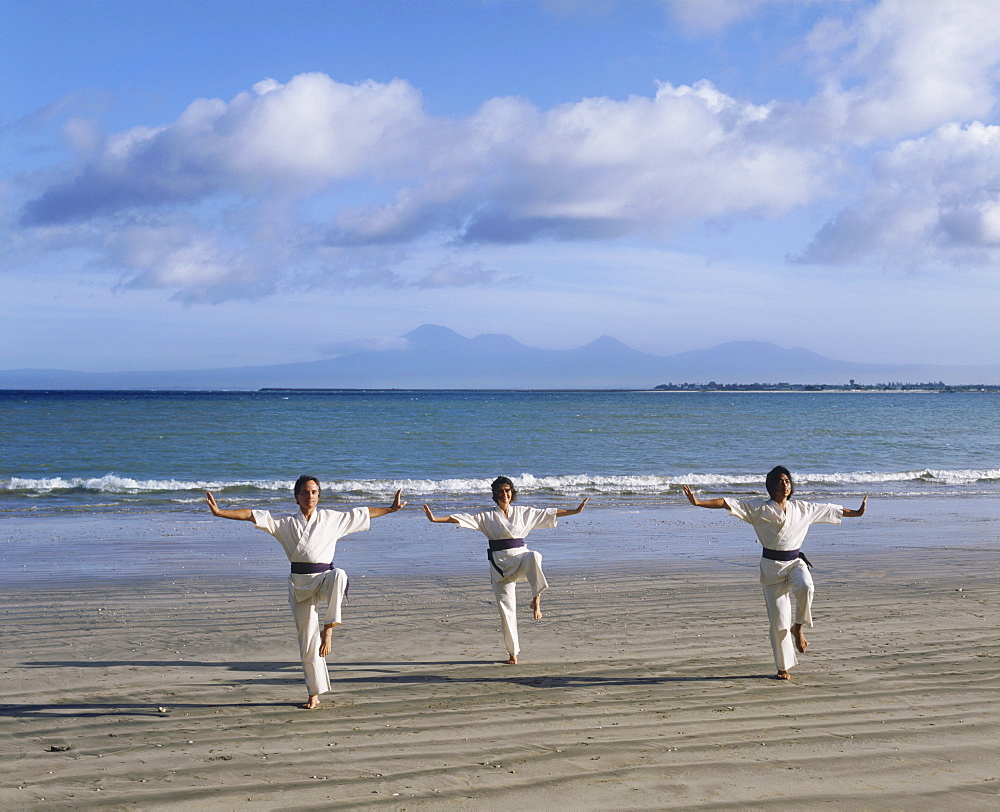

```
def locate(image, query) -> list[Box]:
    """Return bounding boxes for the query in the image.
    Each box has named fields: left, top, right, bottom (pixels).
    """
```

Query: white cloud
left=330, top=79, right=825, bottom=245
left=97, top=221, right=281, bottom=301
left=10, top=0, right=1000, bottom=302
left=17, top=70, right=831, bottom=299
left=218, top=74, right=433, bottom=188
left=24, top=72, right=822, bottom=240
left=806, top=0, right=1000, bottom=140
left=20, top=74, right=435, bottom=224
left=797, top=121, right=1000, bottom=267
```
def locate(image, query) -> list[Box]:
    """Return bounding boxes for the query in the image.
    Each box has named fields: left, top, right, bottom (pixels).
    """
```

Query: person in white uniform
left=423, top=476, right=588, bottom=664
left=683, top=466, right=867, bottom=680
left=206, top=475, right=405, bottom=709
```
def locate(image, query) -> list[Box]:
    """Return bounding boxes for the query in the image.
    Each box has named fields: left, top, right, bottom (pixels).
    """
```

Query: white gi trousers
left=288, top=568, right=349, bottom=696
left=489, top=547, right=548, bottom=657
left=760, top=558, right=814, bottom=672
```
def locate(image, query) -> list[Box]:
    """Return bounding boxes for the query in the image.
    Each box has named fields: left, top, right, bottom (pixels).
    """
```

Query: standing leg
left=762, top=579, right=797, bottom=678
left=289, top=582, right=332, bottom=708
left=492, top=577, right=520, bottom=664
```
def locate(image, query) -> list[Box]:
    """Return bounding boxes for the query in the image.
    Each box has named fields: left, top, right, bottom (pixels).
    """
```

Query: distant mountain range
left=2, top=324, right=998, bottom=389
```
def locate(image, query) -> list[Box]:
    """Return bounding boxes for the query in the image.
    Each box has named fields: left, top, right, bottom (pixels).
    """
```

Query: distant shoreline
left=651, top=382, right=1000, bottom=393
left=259, top=385, right=1000, bottom=393
left=642, top=386, right=1000, bottom=395
left=1, top=385, right=998, bottom=394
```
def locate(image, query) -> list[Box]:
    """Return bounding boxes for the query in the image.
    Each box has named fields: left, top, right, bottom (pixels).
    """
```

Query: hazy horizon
left=2, top=325, right=997, bottom=388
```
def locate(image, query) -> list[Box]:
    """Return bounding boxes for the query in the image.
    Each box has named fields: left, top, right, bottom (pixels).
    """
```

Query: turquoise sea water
left=3, top=389, right=998, bottom=516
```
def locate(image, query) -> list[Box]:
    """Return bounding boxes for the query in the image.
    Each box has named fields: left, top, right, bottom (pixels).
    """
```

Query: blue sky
left=3, top=0, right=999, bottom=371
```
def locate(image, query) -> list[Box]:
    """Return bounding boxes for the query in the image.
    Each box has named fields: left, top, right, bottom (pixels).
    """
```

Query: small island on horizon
left=256, top=380, right=1000, bottom=394
left=652, top=381, right=1000, bottom=393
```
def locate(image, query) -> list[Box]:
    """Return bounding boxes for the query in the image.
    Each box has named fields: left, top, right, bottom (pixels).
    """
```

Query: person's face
left=493, top=483, right=513, bottom=508
left=296, top=481, right=321, bottom=514
left=771, top=474, right=792, bottom=499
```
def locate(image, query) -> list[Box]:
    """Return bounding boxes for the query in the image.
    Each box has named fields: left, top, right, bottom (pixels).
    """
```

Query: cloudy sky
left=3, top=0, right=999, bottom=371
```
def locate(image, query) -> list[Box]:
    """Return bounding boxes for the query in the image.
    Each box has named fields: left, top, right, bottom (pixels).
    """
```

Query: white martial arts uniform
left=252, top=506, right=370, bottom=696
left=723, top=497, right=844, bottom=673
left=450, top=505, right=558, bottom=657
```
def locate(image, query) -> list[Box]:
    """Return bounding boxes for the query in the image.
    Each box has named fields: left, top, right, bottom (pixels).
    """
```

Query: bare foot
left=775, top=671, right=791, bottom=680
left=791, top=623, right=808, bottom=654
left=318, top=622, right=340, bottom=657
left=531, top=594, right=542, bottom=620
left=301, top=695, right=323, bottom=709
left=505, top=654, right=518, bottom=665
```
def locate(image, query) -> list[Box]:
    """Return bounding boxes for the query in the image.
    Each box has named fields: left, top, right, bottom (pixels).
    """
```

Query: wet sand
left=1, top=504, right=998, bottom=809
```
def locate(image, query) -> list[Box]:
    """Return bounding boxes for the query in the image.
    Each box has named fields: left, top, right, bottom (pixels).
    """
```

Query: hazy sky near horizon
left=3, top=0, right=1000, bottom=371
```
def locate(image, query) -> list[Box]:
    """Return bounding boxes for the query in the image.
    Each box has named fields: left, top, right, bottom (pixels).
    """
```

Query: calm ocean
left=3, top=389, right=998, bottom=516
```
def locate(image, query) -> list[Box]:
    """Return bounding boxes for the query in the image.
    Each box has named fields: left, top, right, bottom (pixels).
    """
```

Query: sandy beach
left=2, top=503, right=998, bottom=810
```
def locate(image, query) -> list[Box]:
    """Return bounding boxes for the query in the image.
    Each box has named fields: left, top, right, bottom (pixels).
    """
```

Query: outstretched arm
left=205, top=491, right=254, bottom=522
left=556, top=497, right=589, bottom=517
left=369, top=489, right=407, bottom=518
left=682, top=485, right=727, bottom=509
left=842, top=495, right=868, bottom=518
left=423, top=503, right=460, bottom=524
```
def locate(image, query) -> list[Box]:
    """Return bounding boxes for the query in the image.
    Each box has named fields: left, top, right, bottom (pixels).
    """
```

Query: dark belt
left=487, top=538, right=525, bottom=575
left=290, top=562, right=335, bottom=574
left=488, top=539, right=526, bottom=551
left=761, top=548, right=814, bottom=569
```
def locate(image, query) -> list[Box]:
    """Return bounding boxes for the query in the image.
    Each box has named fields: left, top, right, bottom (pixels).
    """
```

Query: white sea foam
left=3, top=475, right=289, bottom=494
left=4, top=468, right=999, bottom=499
left=796, top=468, right=1000, bottom=486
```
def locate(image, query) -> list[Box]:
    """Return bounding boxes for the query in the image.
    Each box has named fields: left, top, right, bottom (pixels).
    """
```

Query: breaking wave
left=3, top=468, right=999, bottom=512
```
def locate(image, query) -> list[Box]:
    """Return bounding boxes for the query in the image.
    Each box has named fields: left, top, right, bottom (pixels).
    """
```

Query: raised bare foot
left=775, top=671, right=791, bottom=680
left=301, top=695, right=323, bottom=709
left=531, top=594, right=542, bottom=620
left=505, top=654, right=518, bottom=665
left=791, top=623, right=808, bottom=653
left=319, top=622, right=340, bottom=657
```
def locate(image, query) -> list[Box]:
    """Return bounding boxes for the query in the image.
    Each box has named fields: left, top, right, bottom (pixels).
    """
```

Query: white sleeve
left=808, top=502, right=844, bottom=525
left=450, top=512, right=487, bottom=533
left=522, top=506, right=558, bottom=532
left=722, top=498, right=754, bottom=524
left=251, top=509, right=278, bottom=535
left=339, top=507, right=371, bottom=536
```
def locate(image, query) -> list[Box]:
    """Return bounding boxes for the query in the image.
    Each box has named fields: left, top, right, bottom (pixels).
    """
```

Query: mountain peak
left=403, top=324, right=467, bottom=348
left=585, top=335, right=630, bottom=349
left=471, top=332, right=528, bottom=350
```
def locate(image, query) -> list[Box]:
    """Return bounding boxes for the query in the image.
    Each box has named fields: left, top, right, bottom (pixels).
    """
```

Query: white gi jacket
left=723, top=497, right=843, bottom=584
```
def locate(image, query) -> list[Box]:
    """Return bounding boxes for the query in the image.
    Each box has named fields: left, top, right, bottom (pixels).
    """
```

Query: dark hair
left=765, top=466, right=794, bottom=499
left=491, top=476, right=518, bottom=504
left=294, top=475, right=322, bottom=497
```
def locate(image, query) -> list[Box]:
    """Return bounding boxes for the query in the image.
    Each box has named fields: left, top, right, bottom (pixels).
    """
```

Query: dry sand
left=2, top=509, right=998, bottom=810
